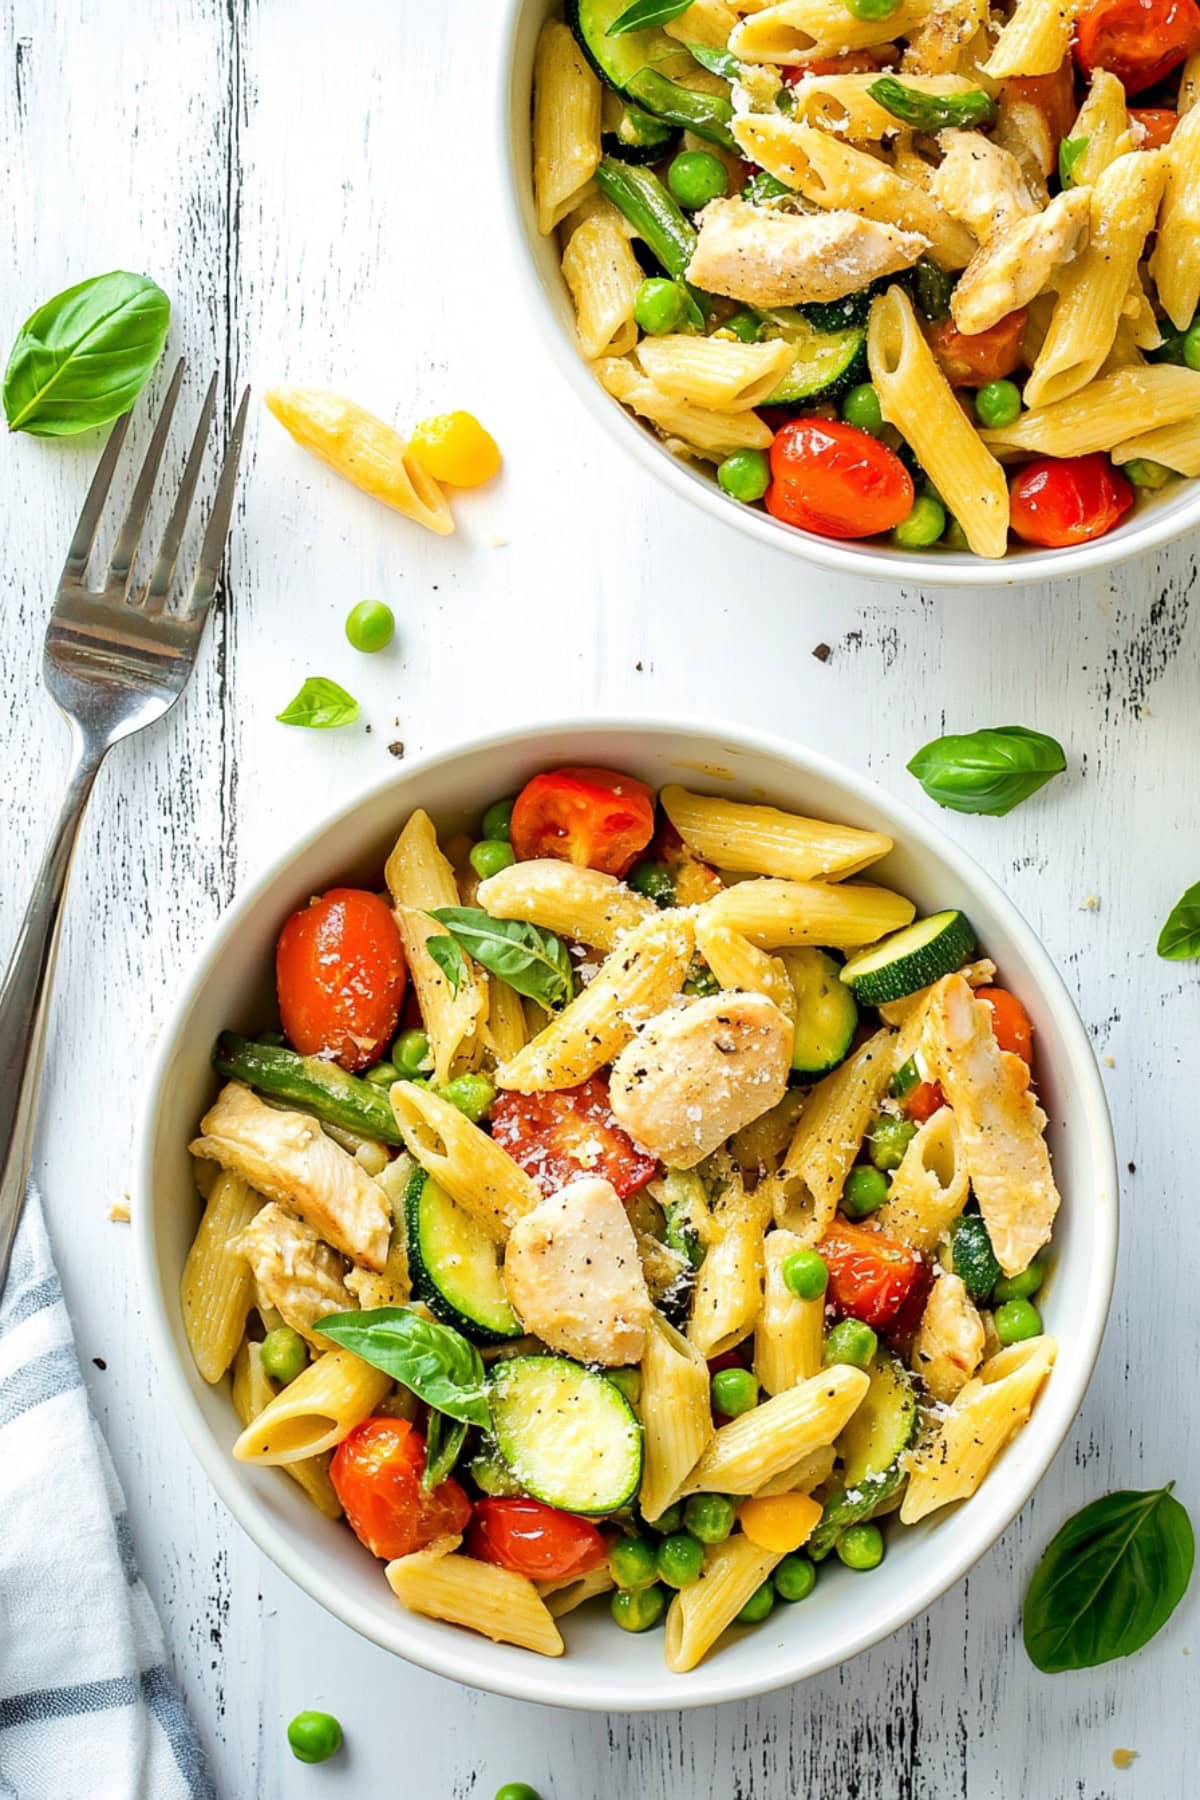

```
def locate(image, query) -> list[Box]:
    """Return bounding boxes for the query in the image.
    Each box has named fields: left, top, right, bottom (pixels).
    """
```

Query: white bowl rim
left=495, top=0, right=1200, bottom=589
left=134, top=714, right=1119, bottom=1711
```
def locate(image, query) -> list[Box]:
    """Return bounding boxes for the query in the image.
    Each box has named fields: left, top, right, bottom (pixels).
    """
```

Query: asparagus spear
left=212, top=1033, right=405, bottom=1145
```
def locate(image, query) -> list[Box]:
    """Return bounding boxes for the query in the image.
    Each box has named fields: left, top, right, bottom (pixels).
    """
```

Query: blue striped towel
left=0, top=1190, right=216, bottom=1800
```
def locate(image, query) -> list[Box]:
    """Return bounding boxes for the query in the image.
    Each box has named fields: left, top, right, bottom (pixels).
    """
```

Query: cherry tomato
left=765, top=419, right=914, bottom=540
left=467, top=1498, right=609, bottom=1580
left=975, top=987, right=1035, bottom=1067
left=330, top=1418, right=471, bottom=1560
left=818, top=1221, right=925, bottom=1330
left=1074, top=0, right=1200, bottom=92
left=1002, top=64, right=1079, bottom=144
left=887, top=1257, right=936, bottom=1346
left=510, top=767, right=655, bottom=876
left=276, top=888, right=407, bottom=1072
left=707, top=1347, right=753, bottom=1376
left=927, top=311, right=1027, bottom=387
left=1009, top=454, right=1134, bottom=548
left=904, top=1080, right=945, bottom=1123
left=491, top=1074, right=659, bottom=1200
left=1129, top=105, right=1178, bottom=146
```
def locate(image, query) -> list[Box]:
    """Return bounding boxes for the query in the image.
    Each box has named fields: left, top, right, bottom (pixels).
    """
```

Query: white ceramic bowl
left=136, top=719, right=1117, bottom=1710
left=499, top=0, right=1200, bottom=587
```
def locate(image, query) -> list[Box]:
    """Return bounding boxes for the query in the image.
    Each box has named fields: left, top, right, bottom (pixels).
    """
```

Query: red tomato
left=904, top=1080, right=945, bottom=1123
left=330, top=1418, right=471, bottom=1560
left=927, top=310, right=1027, bottom=387
left=1129, top=105, right=1178, bottom=145
left=276, top=888, right=407, bottom=1072
left=1002, top=64, right=1079, bottom=143
left=510, top=767, right=655, bottom=876
left=707, top=1347, right=752, bottom=1375
left=1074, top=0, right=1200, bottom=93
left=467, top=1498, right=609, bottom=1580
left=1009, top=454, right=1134, bottom=548
left=818, top=1222, right=925, bottom=1330
left=491, top=1074, right=659, bottom=1200
left=765, top=420, right=914, bottom=540
left=976, top=987, right=1035, bottom=1067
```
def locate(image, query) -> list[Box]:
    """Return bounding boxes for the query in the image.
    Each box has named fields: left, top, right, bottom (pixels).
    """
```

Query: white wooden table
left=3, top=1, right=1197, bottom=1794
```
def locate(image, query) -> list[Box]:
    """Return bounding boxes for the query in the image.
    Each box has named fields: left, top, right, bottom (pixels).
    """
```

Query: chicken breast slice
left=503, top=1177, right=652, bottom=1366
left=190, top=1082, right=392, bottom=1271
left=932, top=131, right=1038, bottom=242
left=608, top=991, right=792, bottom=1170
left=922, top=975, right=1061, bottom=1276
left=686, top=197, right=927, bottom=308
left=911, top=1271, right=985, bottom=1404
left=232, top=1202, right=354, bottom=1345
left=951, top=188, right=1091, bottom=335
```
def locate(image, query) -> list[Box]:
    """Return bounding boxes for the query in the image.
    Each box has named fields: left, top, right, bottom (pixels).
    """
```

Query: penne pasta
left=1150, top=100, right=1200, bottom=331
left=679, top=1363, right=870, bottom=1496
left=688, top=1177, right=769, bottom=1359
left=1112, top=417, right=1200, bottom=477
left=639, top=1312, right=715, bottom=1521
left=181, top=1167, right=261, bottom=1383
left=232, top=1346, right=392, bottom=1466
left=698, top=877, right=914, bottom=949
left=661, top=784, right=891, bottom=881
left=787, top=71, right=979, bottom=141
left=477, top=857, right=655, bottom=952
left=636, top=334, right=798, bottom=411
left=982, top=0, right=1079, bottom=79
left=533, top=19, right=602, bottom=235
left=665, top=1534, right=784, bottom=1672
left=230, top=1340, right=343, bottom=1519
left=387, top=1540, right=565, bottom=1656
left=562, top=202, right=643, bottom=360
left=595, top=356, right=774, bottom=459
left=390, top=1082, right=540, bottom=1241
left=871, top=1106, right=969, bottom=1251
left=386, top=808, right=487, bottom=1085
left=985, top=363, right=1200, bottom=456
left=693, top=915, right=796, bottom=1020
left=754, top=1228, right=824, bottom=1394
left=730, top=0, right=933, bottom=63
left=900, top=1336, right=1057, bottom=1522
left=770, top=1027, right=895, bottom=1240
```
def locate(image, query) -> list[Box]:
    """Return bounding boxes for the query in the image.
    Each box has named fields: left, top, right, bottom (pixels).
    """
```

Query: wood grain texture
left=1, top=0, right=1197, bottom=1795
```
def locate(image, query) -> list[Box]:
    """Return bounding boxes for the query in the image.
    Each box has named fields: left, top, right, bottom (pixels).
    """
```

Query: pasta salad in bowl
left=504, top=0, right=1200, bottom=577
left=138, top=723, right=1116, bottom=1707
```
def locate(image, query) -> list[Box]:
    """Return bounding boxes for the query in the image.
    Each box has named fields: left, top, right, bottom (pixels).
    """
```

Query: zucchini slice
left=404, top=1167, right=522, bottom=1346
left=758, top=309, right=868, bottom=406
left=568, top=0, right=694, bottom=97
left=782, top=948, right=859, bottom=1077
left=602, top=90, right=679, bottom=164
left=489, top=1354, right=643, bottom=1515
left=840, top=909, right=977, bottom=1007
left=809, top=1351, right=918, bottom=1559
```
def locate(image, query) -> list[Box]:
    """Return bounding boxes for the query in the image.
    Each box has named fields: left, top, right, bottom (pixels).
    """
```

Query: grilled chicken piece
left=503, top=1177, right=652, bottom=1366
left=911, top=1271, right=985, bottom=1403
left=922, top=975, right=1061, bottom=1276
left=608, top=991, right=792, bottom=1170
left=232, top=1202, right=354, bottom=1345
left=951, top=188, right=1090, bottom=334
left=932, top=131, right=1038, bottom=241
left=686, top=197, right=927, bottom=308
left=190, top=1082, right=391, bottom=1271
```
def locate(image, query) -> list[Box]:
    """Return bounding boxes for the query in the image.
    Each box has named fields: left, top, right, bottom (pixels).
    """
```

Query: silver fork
left=0, top=362, right=250, bottom=1291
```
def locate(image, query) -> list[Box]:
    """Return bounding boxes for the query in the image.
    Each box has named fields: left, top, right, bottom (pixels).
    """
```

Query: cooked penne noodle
left=693, top=915, right=796, bottom=1020
left=230, top=1340, right=343, bottom=1519
left=1069, top=70, right=1135, bottom=186
left=982, top=364, right=1200, bottom=456
left=665, top=1535, right=784, bottom=1672
left=661, top=784, right=891, bottom=881
left=538, top=1564, right=617, bottom=1616
left=386, top=808, right=487, bottom=1084
left=232, top=1347, right=392, bottom=1466
left=698, top=877, right=914, bottom=949
left=481, top=975, right=529, bottom=1064
left=562, top=203, right=643, bottom=360
left=181, top=1168, right=261, bottom=1383
left=871, top=1107, right=969, bottom=1251
left=263, top=387, right=453, bottom=536
left=478, top=857, right=655, bottom=952
left=639, top=1312, right=715, bottom=1521
left=596, top=357, right=774, bottom=459
left=752, top=1443, right=837, bottom=1497
left=754, top=1228, right=824, bottom=1394
left=1150, top=101, right=1200, bottom=330
left=679, top=1364, right=870, bottom=1496
left=787, top=71, right=978, bottom=140
left=387, top=1541, right=565, bottom=1656
left=1112, top=417, right=1200, bottom=476
left=900, top=1336, right=1057, bottom=1522
left=533, top=20, right=601, bottom=235
left=982, top=0, right=1079, bottom=79
left=665, top=0, right=740, bottom=47
left=390, top=1082, right=539, bottom=1241
left=730, top=0, right=933, bottom=63
left=771, top=1027, right=896, bottom=1239
left=636, top=334, right=798, bottom=411
left=688, top=1178, right=769, bottom=1359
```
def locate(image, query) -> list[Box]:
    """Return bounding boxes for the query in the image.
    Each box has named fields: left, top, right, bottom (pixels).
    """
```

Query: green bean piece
left=624, top=68, right=737, bottom=152
left=213, top=1033, right=403, bottom=1143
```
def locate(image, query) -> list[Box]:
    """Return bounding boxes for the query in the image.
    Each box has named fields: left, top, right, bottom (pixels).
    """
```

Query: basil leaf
left=427, top=933, right=467, bottom=996
left=1059, top=135, right=1090, bottom=189
left=428, top=907, right=575, bottom=1010
left=4, top=271, right=170, bottom=437
left=422, top=1411, right=468, bottom=1492
left=867, top=77, right=996, bottom=132
left=609, top=0, right=694, bottom=32
left=276, top=676, right=360, bottom=729
left=315, top=1308, right=491, bottom=1429
left=907, top=725, right=1066, bottom=816
left=684, top=41, right=741, bottom=79
left=1157, top=881, right=1200, bottom=960
left=1023, top=1485, right=1194, bottom=1672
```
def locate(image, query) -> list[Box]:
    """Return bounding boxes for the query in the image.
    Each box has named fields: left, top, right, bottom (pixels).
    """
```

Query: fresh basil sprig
left=867, top=77, right=996, bottom=132
left=684, top=40, right=741, bottom=80
left=1157, top=881, right=1200, bottom=960
left=1059, top=134, right=1090, bottom=189
left=315, top=1307, right=491, bottom=1429
left=1023, top=1485, right=1194, bottom=1672
left=609, top=0, right=694, bottom=33
left=276, top=676, right=360, bottom=729
left=907, top=725, right=1066, bottom=816
left=427, top=907, right=575, bottom=1010
left=422, top=1411, right=468, bottom=1492
left=427, top=933, right=468, bottom=996
left=4, top=271, right=171, bottom=437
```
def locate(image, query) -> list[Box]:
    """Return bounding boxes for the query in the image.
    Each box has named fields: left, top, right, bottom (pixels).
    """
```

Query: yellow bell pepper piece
left=408, top=411, right=502, bottom=488
left=737, top=1493, right=823, bottom=1554
left=265, top=386, right=453, bottom=535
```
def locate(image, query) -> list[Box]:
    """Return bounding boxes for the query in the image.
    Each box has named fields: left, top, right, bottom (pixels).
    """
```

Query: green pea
left=609, top=1535, right=659, bottom=1592
left=841, top=382, right=884, bottom=435
left=470, top=839, right=516, bottom=880
left=782, top=1248, right=829, bottom=1301
left=438, top=1073, right=495, bottom=1123
left=992, top=1259, right=1047, bottom=1304
left=717, top=447, right=771, bottom=503
left=974, top=379, right=1022, bottom=429
left=1184, top=320, right=1200, bottom=370
left=656, top=1531, right=705, bottom=1589
left=287, top=1710, right=343, bottom=1764
left=867, top=1113, right=917, bottom=1172
left=844, top=0, right=899, bottom=17
left=725, top=309, right=762, bottom=343
left=668, top=148, right=729, bottom=211
left=823, top=1318, right=877, bottom=1369
left=634, top=276, right=687, bottom=336
left=364, top=1061, right=398, bottom=1087
left=607, top=1366, right=642, bottom=1405
left=892, top=494, right=946, bottom=550
left=627, top=860, right=676, bottom=905
left=774, top=1553, right=817, bottom=1603
left=611, top=1583, right=667, bottom=1632
left=837, top=1522, right=884, bottom=1570
left=842, top=1164, right=890, bottom=1220
left=344, top=598, right=394, bottom=654
left=683, top=1493, right=737, bottom=1544
left=392, top=1028, right=431, bottom=1076
left=1124, top=457, right=1172, bottom=490
left=645, top=1501, right=685, bottom=1535
left=495, top=1785, right=542, bottom=1800
left=736, top=1581, right=776, bottom=1625
left=482, top=797, right=515, bottom=842
left=994, top=1297, right=1042, bottom=1344
left=711, top=1367, right=759, bottom=1417
left=260, top=1326, right=308, bottom=1386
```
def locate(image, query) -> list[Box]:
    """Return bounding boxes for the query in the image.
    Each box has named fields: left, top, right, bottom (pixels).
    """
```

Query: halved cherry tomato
left=707, top=1347, right=752, bottom=1375
left=1009, top=454, right=1134, bottom=548
left=904, top=1079, right=945, bottom=1123
left=510, top=767, right=655, bottom=876
left=330, top=1418, right=471, bottom=1560
left=1129, top=105, right=1178, bottom=146
left=976, top=986, right=1035, bottom=1066
left=467, top=1498, right=608, bottom=1581
left=1002, top=64, right=1079, bottom=144
left=491, top=1074, right=659, bottom=1199
left=765, top=419, right=914, bottom=540
left=818, top=1221, right=925, bottom=1330
left=276, top=887, right=407, bottom=1072
left=1073, top=0, right=1200, bottom=93
left=887, top=1256, right=936, bottom=1346
left=927, top=310, right=1028, bottom=387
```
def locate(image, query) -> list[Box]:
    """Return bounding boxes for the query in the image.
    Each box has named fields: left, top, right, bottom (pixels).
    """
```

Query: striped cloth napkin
left=0, top=1189, right=216, bottom=1800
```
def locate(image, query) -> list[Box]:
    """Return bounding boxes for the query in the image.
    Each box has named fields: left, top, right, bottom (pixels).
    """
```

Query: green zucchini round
left=404, top=1167, right=522, bottom=1346
left=488, top=1354, right=643, bottom=1515
left=840, top=910, right=977, bottom=1006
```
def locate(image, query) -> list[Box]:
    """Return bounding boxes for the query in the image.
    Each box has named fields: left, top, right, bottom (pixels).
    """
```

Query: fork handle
left=0, top=731, right=103, bottom=1292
